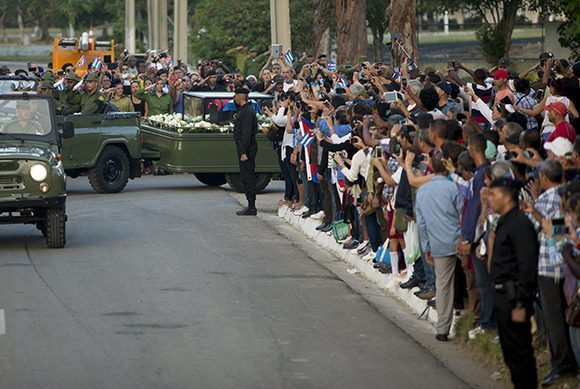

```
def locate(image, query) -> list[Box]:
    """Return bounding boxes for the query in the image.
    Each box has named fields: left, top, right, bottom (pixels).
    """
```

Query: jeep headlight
left=30, top=164, right=48, bottom=182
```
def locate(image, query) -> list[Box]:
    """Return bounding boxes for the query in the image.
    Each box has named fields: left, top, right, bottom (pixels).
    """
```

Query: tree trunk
left=0, top=13, right=5, bottom=43
left=371, top=27, right=385, bottom=62
left=500, top=0, right=518, bottom=56
left=17, top=7, right=25, bottom=45
left=388, top=0, right=418, bottom=67
left=312, top=0, right=331, bottom=57
left=335, top=0, right=367, bottom=63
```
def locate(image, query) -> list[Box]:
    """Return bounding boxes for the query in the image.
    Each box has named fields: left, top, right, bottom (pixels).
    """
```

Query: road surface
left=0, top=175, right=486, bottom=389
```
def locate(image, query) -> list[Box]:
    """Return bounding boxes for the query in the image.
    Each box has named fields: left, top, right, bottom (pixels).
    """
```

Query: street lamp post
left=269, top=0, right=291, bottom=51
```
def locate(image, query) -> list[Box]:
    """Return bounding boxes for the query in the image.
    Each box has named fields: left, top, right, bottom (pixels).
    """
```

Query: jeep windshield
left=0, top=96, right=53, bottom=137
left=0, top=79, right=37, bottom=93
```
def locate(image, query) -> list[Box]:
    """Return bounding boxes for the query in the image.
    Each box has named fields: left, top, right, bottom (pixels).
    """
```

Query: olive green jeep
left=0, top=93, right=74, bottom=248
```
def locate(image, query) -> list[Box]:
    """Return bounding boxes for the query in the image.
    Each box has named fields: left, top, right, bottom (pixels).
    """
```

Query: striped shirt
left=530, top=186, right=563, bottom=279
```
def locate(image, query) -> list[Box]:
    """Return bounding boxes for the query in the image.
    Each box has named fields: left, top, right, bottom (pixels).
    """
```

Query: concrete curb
left=278, top=205, right=440, bottom=326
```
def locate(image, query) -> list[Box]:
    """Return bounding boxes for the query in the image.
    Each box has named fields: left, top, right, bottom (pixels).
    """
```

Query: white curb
left=279, top=205, right=440, bottom=326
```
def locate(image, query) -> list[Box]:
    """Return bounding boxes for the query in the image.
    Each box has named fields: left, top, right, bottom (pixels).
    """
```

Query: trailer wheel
left=225, top=173, right=271, bottom=194
left=88, top=146, right=130, bottom=194
left=45, top=207, right=66, bottom=249
left=194, top=173, right=227, bottom=187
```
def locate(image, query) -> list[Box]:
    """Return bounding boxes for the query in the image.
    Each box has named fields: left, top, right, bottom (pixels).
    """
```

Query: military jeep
left=0, top=93, right=74, bottom=248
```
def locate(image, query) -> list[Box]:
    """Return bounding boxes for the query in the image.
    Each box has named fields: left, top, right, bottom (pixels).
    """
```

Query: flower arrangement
left=145, top=113, right=272, bottom=134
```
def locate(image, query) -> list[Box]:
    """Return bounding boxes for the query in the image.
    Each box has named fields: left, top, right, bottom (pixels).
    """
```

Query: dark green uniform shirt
left=59, top=89, right=82, bottom=114
left=135, top=88, right=173, bottom=116
left=80, top=90, right=107, bottom=114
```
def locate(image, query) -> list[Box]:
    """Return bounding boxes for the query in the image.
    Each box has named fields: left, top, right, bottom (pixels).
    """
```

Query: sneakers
left=356, top=241, right=370, bottom=254
left=343, top=240, right=360, bottom=250
left=468, top=326, right=486, bottom=340
left=415, top=289, right=436, bottom=300
left=362, top=251, right=376, bottom=261
left=293, top=206, right=308, bottom=216
left=309, top=211, right=325, bottom=220
left=400, top=277, right=422, bottom=290
left=316, top=222, right=329, bottom=231
left=320, top=224, right=333, bottom=233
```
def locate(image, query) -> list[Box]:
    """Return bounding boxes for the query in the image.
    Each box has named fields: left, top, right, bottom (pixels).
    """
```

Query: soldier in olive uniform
left=232, top=87, right=258, bottom=216
left=80, top=72, right=107, bottom=115
left=59, top=73, right=82, bottom=114
left=134, top=78, right=173, bottom=116
left=2, top=100, right=44, bottom=135
left=38, top=81, right=62, bottom=114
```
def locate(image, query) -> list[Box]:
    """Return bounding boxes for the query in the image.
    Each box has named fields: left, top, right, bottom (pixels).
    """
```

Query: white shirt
left=283, top=79, right=298, bottom=92
left=541, top=95, right=571, bottom=134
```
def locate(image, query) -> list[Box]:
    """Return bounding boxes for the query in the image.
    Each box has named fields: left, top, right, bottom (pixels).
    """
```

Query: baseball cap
left=544, top=137, right=574, bottom=157
left=234, top=87, right=250, bottom=95
left=0, top=65, right=10, bottom=75
left=545, top=101, right=568, bottom=116
left=492, top=69, right=509, bottom=79
left=436, top=81, right=451, bottom=96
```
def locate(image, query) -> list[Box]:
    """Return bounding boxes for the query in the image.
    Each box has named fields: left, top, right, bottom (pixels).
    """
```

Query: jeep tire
left=45, top=207, right=66, bottom=249
left=194, top=173, right=227, bottom=187
left=225, top=173, right=271, bottom=194
left=88, top=146, right=131, bottom=194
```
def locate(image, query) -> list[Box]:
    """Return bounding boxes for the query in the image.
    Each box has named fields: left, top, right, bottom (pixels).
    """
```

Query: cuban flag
left=91, top=56, right=103, bottom=71
left=53, top=78, right=65, bottom=91
left=284, top=49, right=294, bottom=63
left=299, top=116, right=317, bottom=181
left=326, top=61, right=336, bottom=71
left=76, top=55, right=86, bottom=67
left=337, top=76, right=348, bottom=89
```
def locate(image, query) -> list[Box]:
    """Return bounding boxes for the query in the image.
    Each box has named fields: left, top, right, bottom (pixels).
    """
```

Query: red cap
left=492, top=69, right=509, bottom=79
left=545, top=101, right=568, bottom=116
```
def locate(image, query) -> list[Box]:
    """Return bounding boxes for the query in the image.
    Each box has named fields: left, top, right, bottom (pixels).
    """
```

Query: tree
left=533, top=0, right=580, bottom=60
left=388, top=0, right=418, bottom=67
left=312, top=0, right=332, bottom=57
left=366, top=0, right=390, bottom=62
left=335, top=0, right=367, bottom=63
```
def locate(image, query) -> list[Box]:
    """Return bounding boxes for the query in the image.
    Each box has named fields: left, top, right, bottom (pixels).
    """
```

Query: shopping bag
left=376, top=239, right=391, bottom=265
left=332, top=220, right=349, bottom=243
left=403, top=221, right=421, bottom=264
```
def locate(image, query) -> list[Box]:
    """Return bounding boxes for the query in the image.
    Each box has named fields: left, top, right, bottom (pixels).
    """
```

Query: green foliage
left=475, top=24, right=508, bottom=64
left=190, top=0, right=313, bottom=66
left=535, top=0, right=580, bottom=59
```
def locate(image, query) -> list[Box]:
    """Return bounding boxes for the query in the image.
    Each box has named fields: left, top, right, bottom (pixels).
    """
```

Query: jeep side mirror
left=62, top=121, right=74, bottom=139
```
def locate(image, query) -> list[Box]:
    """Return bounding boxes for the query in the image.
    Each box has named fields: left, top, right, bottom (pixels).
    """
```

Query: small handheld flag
left=327, top=62, right=336, bottom=72
left=284, top=49, right=295, bottom=63
left=53, top=78, right=65, bottom=91
left=91, top=56, right=103, bottom=71
left=76, top=55, right=86, bottom=67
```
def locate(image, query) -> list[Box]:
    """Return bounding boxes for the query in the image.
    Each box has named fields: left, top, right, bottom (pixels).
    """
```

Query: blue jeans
left=570, top=326, right=580, bottom=366
left=422, top=255, right=435, bottom=291
left=364, top=212, right=382, bottom=252
left=473, top=254, right=496, bottom=329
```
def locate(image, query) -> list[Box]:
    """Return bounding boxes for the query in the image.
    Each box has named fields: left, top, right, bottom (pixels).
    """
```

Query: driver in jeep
left=1, top=100, right=44, bottom=135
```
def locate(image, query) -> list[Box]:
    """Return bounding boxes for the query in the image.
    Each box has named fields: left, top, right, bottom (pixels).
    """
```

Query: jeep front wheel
left=45, top=207, right=66, bottom=249
left=88, top=146, right=131, bottom=194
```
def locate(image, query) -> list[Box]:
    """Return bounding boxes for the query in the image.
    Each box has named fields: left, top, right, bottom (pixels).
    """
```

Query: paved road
left=0, top=176, right=472, bottom=389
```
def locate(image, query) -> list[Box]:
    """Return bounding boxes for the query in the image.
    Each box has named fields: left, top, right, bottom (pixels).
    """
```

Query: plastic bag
left=403, top=221, right=421, bottom=264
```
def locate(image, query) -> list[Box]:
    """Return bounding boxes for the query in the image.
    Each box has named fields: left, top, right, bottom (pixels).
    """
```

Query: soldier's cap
left=85, top=72, right=100, bottom=82
left=234, top=87, right=250, bottom=95
left=490, top=177, right=523, bottom=190
left=249, top=47, right=259, bottom=52
left=273, top=75, right=284, bottom=84
left=39, top=80, right=54, bottom=90
left=65, top=72, right=81, bottom=82
left=41, top=70, right=54, bottom=81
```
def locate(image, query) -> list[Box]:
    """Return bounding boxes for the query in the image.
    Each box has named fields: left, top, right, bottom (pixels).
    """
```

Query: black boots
left=236, top=207, right=257, bottom=216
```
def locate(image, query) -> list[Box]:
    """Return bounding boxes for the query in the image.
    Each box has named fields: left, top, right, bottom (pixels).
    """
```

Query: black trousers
left=493, top=291, right=537, bottom=389
left=538, top=276, right=577, bottom=374
left=239, top=145, right=257, bottom=205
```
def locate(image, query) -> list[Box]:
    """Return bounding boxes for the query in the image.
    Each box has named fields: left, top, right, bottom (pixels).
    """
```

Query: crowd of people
left=2, top=44, right=580, bottom=387
left=239, top=50, right=578, bottom=388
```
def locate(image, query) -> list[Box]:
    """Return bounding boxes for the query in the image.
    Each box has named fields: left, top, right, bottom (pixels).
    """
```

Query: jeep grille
left=0, top=161, right=19, bottom=171
left=0, top=175, right=24, bottom=190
